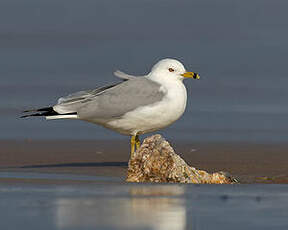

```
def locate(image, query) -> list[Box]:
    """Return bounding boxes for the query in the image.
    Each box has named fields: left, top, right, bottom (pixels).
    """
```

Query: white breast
left=106, top=78, right=187, bottom=135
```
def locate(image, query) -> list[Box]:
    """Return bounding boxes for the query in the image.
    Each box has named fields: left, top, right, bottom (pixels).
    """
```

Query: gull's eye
left=168, top=68, right=174, bottom=72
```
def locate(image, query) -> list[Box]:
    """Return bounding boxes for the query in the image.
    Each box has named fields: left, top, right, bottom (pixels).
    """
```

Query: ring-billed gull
left=22, top=58, right=200, bottom=156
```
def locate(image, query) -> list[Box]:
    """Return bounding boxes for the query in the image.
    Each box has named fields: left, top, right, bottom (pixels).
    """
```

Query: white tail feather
left=46, top=115, right=78, bottom=120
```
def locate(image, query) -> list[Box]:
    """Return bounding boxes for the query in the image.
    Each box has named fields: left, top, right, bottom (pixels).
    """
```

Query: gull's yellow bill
left=181, top=72, right=200, bottom=80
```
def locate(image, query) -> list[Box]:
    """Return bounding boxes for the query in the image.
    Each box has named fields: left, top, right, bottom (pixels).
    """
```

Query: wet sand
left=0, top=139, right=287, bottom=184
left=1, top=140, right=288, bottom=230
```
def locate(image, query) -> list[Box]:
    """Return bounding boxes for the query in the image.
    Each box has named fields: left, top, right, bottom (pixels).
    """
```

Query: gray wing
left=54, top=83, right=120, bottom=114
left=57, top=70, right=142, bottom=105
left=57, top=84, right=118, bottom=104
left=54, top=78, right=165, bottom=119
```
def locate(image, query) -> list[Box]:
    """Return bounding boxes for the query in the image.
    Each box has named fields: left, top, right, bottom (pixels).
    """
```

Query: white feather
left=46, top=115, right=78, bottom=120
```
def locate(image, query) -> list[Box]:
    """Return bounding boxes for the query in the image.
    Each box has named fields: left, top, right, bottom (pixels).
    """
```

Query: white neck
left=147, top=72, right=184, bottom=85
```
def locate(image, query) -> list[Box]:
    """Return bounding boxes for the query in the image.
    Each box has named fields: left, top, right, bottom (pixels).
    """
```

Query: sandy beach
left=0, top=139, right=287, bottom=184
left=1, top=140, right=288, bottom=230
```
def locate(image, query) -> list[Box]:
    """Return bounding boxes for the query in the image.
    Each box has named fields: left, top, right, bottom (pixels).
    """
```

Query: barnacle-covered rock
left=127, top=134, right=237, bottom=184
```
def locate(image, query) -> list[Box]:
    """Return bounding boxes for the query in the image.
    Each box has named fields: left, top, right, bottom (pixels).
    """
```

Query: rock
left=127, top=134, right=237, bottom=184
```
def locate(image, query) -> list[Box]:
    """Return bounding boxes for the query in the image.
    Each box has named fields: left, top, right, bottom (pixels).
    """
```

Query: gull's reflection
left=55, top=186, right=186, bottom=230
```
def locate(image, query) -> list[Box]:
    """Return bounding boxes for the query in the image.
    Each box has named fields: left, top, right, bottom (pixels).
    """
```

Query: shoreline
left=0, top=140, right=287, bottom=184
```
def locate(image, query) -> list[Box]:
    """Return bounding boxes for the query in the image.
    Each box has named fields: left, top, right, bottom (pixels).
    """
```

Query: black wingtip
left=20, top=115, right=32, bottom=118
left=22, top=107, right=54, bottom=113
left=22, top=109, right=34, bottom=113
left=20, top=106, right=77, bottom=118
left=21, top=106, right=57, bottom=118
left=20, top=113, right=43, bottom=118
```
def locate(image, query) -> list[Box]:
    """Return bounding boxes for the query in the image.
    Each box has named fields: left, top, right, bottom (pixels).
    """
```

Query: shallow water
left=0, top=175, right=287, bottom=230
left=1, top=0, right=288, bottom=142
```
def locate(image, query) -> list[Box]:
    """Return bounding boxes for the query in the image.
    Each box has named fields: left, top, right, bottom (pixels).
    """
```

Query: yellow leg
left=135, top=135, right=141, bottom=150
left=130, top=135, right=136, bottom=157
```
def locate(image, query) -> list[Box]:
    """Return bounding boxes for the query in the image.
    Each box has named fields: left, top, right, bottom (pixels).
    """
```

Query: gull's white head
left=149, top=58, right=200, bottom=81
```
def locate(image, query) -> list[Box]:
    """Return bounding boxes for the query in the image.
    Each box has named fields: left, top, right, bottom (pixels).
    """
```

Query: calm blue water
left=1, top=0, right=288, bottom=142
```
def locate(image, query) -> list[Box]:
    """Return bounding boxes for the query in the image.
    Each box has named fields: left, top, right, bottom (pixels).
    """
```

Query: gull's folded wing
left=54, top=78, right=165, bottom=119
left=54, top=84, right=119, bottom=113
